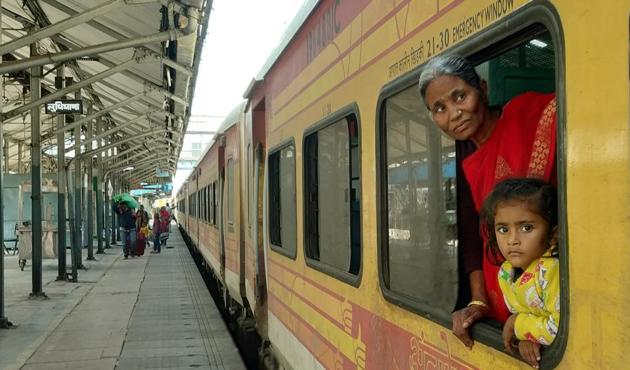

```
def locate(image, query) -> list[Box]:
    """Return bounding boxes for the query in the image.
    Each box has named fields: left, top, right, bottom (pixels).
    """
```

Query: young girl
left=481, top=178, right=560, bottom=369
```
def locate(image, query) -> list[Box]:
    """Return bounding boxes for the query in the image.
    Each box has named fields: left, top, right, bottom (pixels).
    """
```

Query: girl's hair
left=418, top=55, right=483, bottom=104
left=481, top=178, right=558, bottom=265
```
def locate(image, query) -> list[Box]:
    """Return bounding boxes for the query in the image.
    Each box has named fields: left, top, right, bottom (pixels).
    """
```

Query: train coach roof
left=246, top=0, right=318, bottom=93
left=183, top=100, right=247, bottom=184
left=216, top=101, right=247, bottom=135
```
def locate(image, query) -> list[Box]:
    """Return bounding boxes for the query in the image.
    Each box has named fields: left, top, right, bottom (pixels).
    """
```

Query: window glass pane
left=385, top=85, right=458, bottom=314
left=269, top=144, right=297, bottom=254
left=212, top=181, right=217, bottom=225
left=247, top=144, right=251, bottom=232
left=269, top=152, right=281, bottom=245
left=227, top=159, right=234, bottom=226
left=279, top=145, right=296, bottom=253
left=318, top=119, right=350, bottom=271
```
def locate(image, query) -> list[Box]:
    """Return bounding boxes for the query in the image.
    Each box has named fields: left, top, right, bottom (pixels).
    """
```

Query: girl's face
left=493, top=200, right=552, bottom=269
left=423, top=75, right=489, bottom=142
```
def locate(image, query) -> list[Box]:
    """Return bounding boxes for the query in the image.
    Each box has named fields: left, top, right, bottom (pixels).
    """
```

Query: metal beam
left=144, top=82, right=189, bottom=107
left=0, top=6, right=200, bottom=75
left=55, top=92, right=146, bottom=134
left=3, top=56, right=138, bottom=119
left=0, top=0, right=130, bottom=56
left=66, top=114, right=150, bottom=153
left=107, top=146, right=168, bottom=169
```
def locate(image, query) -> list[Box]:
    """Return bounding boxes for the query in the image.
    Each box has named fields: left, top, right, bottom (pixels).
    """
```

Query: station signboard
left=45, top=99, right=83, bottom=114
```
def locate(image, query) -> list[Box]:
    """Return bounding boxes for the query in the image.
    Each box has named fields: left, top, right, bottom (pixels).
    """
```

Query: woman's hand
left=452, top=303, right=489, bottom=348
left=502, top=314, right=518, bottom=353
left=518, top=340, right=541, bottom=368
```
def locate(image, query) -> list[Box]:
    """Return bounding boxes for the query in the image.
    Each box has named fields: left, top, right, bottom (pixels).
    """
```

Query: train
left=175, top=0, right=630, bottom=368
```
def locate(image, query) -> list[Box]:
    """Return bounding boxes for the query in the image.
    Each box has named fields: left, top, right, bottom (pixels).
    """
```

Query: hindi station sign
left=45, top=99, right=83, bottom=114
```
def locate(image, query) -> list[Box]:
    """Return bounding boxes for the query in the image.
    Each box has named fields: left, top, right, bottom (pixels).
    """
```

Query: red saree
left=462, top=92, right=556, bottom=322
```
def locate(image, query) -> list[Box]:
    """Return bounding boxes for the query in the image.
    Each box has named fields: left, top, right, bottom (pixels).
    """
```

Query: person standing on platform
left=115, top=203, right=136, bottom=259
left=135, top=205, right=149, bottom=256
left=151, top=210, right=162, bottom=254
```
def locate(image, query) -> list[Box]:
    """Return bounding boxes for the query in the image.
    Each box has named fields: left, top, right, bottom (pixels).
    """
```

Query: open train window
left=304, top=105, right=361, bottom=284
left=378, top=18, right=566, bottom=365
left=268, top=141, right=297, bottom=258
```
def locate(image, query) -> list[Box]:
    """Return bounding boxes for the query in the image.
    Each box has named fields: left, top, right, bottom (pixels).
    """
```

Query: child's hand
left=518, top=340, right=541, bottom=368
left=502, top=314, right=518, bottom=354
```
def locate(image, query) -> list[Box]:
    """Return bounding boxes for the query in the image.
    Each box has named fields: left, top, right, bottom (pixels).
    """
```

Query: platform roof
left=0, top=0, right=212, bottom=191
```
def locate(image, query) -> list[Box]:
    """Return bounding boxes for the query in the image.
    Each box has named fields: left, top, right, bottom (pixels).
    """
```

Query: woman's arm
left=452, top=270, right=490, bottom=348
left=452, top=141, right=490, bottom=347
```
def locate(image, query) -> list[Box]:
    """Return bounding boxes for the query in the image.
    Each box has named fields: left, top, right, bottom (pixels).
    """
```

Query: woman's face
left=423, top=75, right=489, bottom=141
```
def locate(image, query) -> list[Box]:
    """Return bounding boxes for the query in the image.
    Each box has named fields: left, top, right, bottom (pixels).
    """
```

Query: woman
left=151, top=210, right=162, bottom=254
left=418, top=55, right=556, bottom=348
left=135, top=205, right=149, bottom=256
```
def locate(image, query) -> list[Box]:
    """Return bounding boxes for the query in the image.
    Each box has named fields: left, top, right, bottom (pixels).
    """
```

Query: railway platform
left=0, top=227, right=245, bottom=370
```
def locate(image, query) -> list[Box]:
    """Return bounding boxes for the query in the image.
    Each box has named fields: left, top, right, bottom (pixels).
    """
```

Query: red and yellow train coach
left=177, top=0, right=630, bottom=368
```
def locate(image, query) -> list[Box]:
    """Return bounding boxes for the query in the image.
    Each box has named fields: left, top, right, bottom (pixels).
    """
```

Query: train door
left=219, top=167, right=226, bottom=281
left=195, top=174, right=200, bottom=247
left=253, top=143, right=266, bottom=305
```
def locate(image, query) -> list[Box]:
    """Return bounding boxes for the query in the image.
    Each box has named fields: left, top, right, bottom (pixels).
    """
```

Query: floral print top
left=497, top=251, right=560, bottom=345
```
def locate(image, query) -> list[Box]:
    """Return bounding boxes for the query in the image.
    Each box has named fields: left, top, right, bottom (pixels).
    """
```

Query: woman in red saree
left=419, top=55, right=556, bottom=348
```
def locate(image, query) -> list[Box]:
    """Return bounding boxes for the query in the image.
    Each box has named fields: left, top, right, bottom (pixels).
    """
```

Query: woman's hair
left=418, top=55, right=483, bottom=104
left=481, top=178, right=558, bottom=265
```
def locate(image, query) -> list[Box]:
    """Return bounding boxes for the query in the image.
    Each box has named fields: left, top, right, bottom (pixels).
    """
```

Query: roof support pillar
left=86, top=102, right=95, bottom=261
left=112, top=177, right=119, bottom=244
left=56, top=66, right=67, bottom=281
left=30, top=40, right=45, bottom=298
left=17, top=143, right=23, bottom=173
left=73, top=88, right=83, bottom=274
left=3, top=140, right=8, bottom=173
left=96, top=115, right=104, bottom=254
left=0, top=5, right=14, bottom=329
left=104, top=179, right=111, bottom=248
left=67, top=82, right=80, bottom=282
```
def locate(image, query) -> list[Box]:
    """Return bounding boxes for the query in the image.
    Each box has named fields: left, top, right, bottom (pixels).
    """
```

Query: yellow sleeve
left=497, top=262, right=518, bottom=313
left=514, top=258, right=560, bottom=345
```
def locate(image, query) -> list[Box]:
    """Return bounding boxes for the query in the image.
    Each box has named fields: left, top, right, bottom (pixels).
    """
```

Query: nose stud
left=457, top=109, right=462, bottom=115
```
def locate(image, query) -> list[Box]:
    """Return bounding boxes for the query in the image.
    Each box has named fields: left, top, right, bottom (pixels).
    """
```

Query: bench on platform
left=3, top=238, right=17, bottom=255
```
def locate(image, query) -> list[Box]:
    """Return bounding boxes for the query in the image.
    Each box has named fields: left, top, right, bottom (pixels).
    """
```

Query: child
left=481, top=178, right=560, bottom=369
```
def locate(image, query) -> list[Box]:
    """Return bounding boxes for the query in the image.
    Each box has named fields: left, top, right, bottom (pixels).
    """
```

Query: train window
left=195, top=191, right=199, bottom=218
left=212, top=180, right=218, bottom=226
left=378, top=23, right=563, bottom=358
left=304, top=109, right=361, bottom=282
left=206, top=185, right=210, bottom=223
left=268, top=142, right=297, bottom=258
left=206, top=186, right=210, bottom=222
left=227, top=158, right=234, bottom=230
left=210, top=184, right=213, bottom=223
left=204, top=186, right=208, bottom=222
left=381, top=84, right=458, bottom=316
left=201, top=188, right=205, bottom=222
